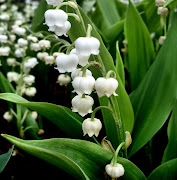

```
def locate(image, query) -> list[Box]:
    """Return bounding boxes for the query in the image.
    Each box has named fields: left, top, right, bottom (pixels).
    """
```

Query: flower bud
left=71, top=95, right=94, bottom=117
left=123, top=131, right=132, bottom=150
left=72, top=76, right=95, bottom=95
left=27, top=35, right=38, bottom=42
left=105, top=163, right=124, bottom=179
left=14, top=27, right=26, bottom=36
left=95, top=77, right=118, bottom=98
left=70, top=48, right=90, bottom=67
left=23, top=75, right=35, bottom=85
left=46, top=0, right=64, bottom=7
left=71, top=68, right=92, bottom=80
left=3, top=111, right=13, bottom=122
left=25, top=87, right=37, bottom=97
left=0, top=35, right=8, bottom=43
left=38, top=40, right=51, bottom=49
left=159, top=36, right=166, bottom=45
left=17, top=38, right=28, bottom=47
left=31, top=111, right=38, bottom=120
left=44, top=56, right=55, bottom=65
left=57, top=74, right=71, bottom=86
left=44, top=9, right=68, bottom=27
left=82, top=118, right=102, bottom=137
left=75, top=37, right=100, bottom=56
left=155, top=0, right=165, bottom=7
left=30, top=43, right=41, bottom=51
left=7, top=58, right=16, bottom=67
left=56, top=53, right=79, bottom=73
left=157, top=7, right=169, bottom=16
left=7, top=72, right=20, bottom=83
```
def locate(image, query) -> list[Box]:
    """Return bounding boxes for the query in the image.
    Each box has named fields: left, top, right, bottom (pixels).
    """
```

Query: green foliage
left=1, top=134, right=146, bottom=180
left=129, top=11, right=177, bottom=157
left=0, top=146, right=14, bottom=173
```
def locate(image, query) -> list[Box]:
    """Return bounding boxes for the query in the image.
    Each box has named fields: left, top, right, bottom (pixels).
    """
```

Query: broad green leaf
left=129, top=12, right=177, bottom=157
left=164, top=0, right=177, bottom=7
left=147, top=159, right=177, bottom=180
left=66, top=4, right=134, bottom=147
left=0, top=146, right=14, bottom=173
left=2, top=134, right=146, bottom=180
left=31, top=0, right=48, bottom=32
left=162, top=102, right=177, bottom=163
left=0, top=93, right=84, bottom=139
left=115, top=41, right=125, bottom=86
left=124, top=0, right=155, bottom=91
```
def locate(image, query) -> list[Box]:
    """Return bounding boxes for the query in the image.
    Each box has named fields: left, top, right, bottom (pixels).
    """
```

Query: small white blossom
left=70, top=48, right=90, bottom=67
left=46, top=0, right=64, bottom=7
left=0, top=13, right=10, bottom=21
left=75, top=37, right=100, bottom=56
left=155, top=0, right=165, bottom=7
left=23, top=75, right=35, bottom=85
left=30, top=43, right=41, bottom=51
left=44, top=56, right=55, bottom=65
left=15, top=49, right=25, bottom=58
left=57, top=74, right=71, bottom=86
left=10, top=34, right=16, bottom=42
left=25, top=87, right=37, bottom=97
left=157, top=7, right=169, bottom=16
left=27, top=35, right=38, bottom=42
left=71, top=68, right=92, bottom=80
left=7, top=58, right=16, bottom=66
left=56, top=53, right=79, bottom=73
left=72, top=75, right=95, bottom=95
left=37, top=52, right=49, bottom=61
left=23, top=58, right=38, bottom=73
left=95, top=77, right=118, bottom=98
left=38, top=40, right=51, bottom=49
left=105, top=163, right=125, bottom=179
left=44, top=9, right=68, bottom=28
left=159, top=36, right=166, bottom=45
left=0, top=47, right=10, bottom=56
left=17, top=38, right=28, bottom=47
left=14, top=27, right=26, bottom=36
left=3, top=111, right=13, bottom=122
left=7, top=72, right=20, bottom=83
left=53, top=52, right=60, bottom=58
left=31, top=111, right=38, bottom=120
left=72, top=95, right=94, bottom=117
left=82, top=118, right=102, bottom=137
left=0, top=35, right=8, bottom=43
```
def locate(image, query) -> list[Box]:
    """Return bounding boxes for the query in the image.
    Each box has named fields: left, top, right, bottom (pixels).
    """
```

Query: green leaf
left=147, top=158, right=177, bottom=180
left=129, top=12, right=177, bottom=157
left=0, top=146, right=14, bottom=173
left=162, top=102, right=177, bottom=163
left=115, top=41, right=125, bottom=86
left=31, top=0, right=48, bottom=32
left=66, top=3, right=134, bottom=148
left=124, top=0, right=155, bottom=91
left=0, top=93, right=84, bottom=139
left=1, top=134, right=146, bottom=180
left=164, top=0, right=177, bottom=7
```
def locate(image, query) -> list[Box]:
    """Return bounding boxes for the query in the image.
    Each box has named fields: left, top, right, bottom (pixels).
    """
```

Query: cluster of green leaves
left=1, top=0, right=177, bottom=179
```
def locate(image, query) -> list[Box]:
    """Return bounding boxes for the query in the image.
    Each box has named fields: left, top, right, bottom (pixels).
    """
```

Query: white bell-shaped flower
left=17, top=38, right=28, bottom=46
left=7, top=72, right=20, bottom=83
left=15, top=49, right=25, bottom=58
left=105, top=163, right=125, bottom=179
left=44, top=9, right=68, bottom=27
left=82, top=118, right=102, bottom=137
left=3, top=111, right=13, bottom=122
left=23, top=75, right=35, bottom=85
left=157, top=7, right=169, bottom=16
left=0, top=13, right=10, bottom=21
left=44, top=56, right=55, bottom=65
left=71, top=68, right=92, bottom=80
left=48, top=21, right=71, bottom=37
left=10, top=34, right=16, bottom=42
left=23, top=58, right=38, bottom=73
left=71, top=95, right=94, bottom=117
left=0, top=35, right=8, bottom=43
left=57, top=74, right=71, bottom=86
left=72, top=75, right=95, bottom=95
left=95, top=77, right=118, bottom=98
left=53, top=52, right=60, bottom=58
left=37, top=52, right=49, bottom=61
left=14, top=27, right=26, bottom=36
left=0, top=47, right=10, bottom=56
left=75, top=37, right=100, bottom=56
left=56, top=53, right=79, bottom=73
left=27, top=35, right=38, bottom=42
left=7, top=58, right=16, bottom=67
left=25, top=87, right=37, bottom=97
left=46, top=0, right=64, bottom=7
left=30, top=43, right=41, bottom=51
left=70, top=48, right=90, bottom=67
left=38, top=40, right=51, bottom=49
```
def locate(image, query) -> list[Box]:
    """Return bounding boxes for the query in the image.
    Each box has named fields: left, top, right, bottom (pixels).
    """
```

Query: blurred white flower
left=0, top=35, right=8, bottom=43
left=25, top=87, right=37, bottom=97
left=17, top=38, right=28, bottom=47
left=7, top=72, right=20, bottom=83
left=82, top=118, right=102, bottom=137
left=23, top=58, right=38, bottom=73
left=0, top=13, right=10, bottom=21
left=71, top=95, right=94, bottom=117
left=38, top=40, right=51, bottom=49
left=3, top=111, right=13, bottom=122
left=14, top=27, right=26, bottom=36
left=157, top=7, right=169, bottom=16
left=7, top=58, right=16, bottom=67
left=31, top=111, right=38, bottom=120
left=46, top=0, right=64, bottom=7
left=27, top=35, right=38, bottom=43
left=23, top=75, right=35, bottom=85
left=44, top=56, right=55, bottom=65
left=159, top=36, right=166, bottom=45
left=57, top=74, right=71, bottom=86
left=0, top=47, right=11, bottom=56
left=15, top=49, right=25, bottom=58
left=37, top=52, right=49, bottom=61
left=30, top=43, right=41, bottom=51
